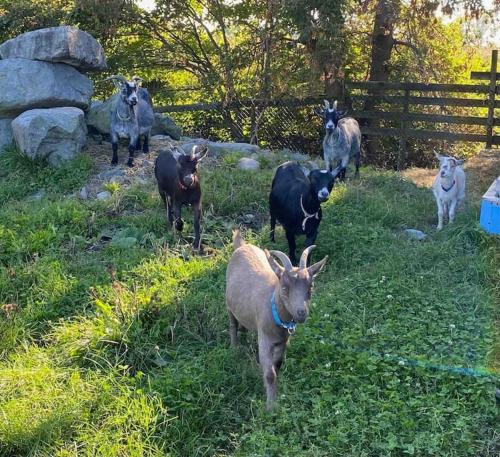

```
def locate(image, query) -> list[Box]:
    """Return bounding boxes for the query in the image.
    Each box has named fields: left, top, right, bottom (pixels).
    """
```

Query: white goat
left=225, top=230, right=327, bottom=410
left=432, top=151, right=466, bottom=230
left=316, top=100, right=361, bottom=179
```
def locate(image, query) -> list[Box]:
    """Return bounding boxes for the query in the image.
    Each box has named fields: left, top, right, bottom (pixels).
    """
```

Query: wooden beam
left=470, top=71, right=500, bottom=81
left=350, top=111, right=492, bottom=126
left=347, top=81, right=490, bottom=93
left=361, top=126, right=498, bottom=143
left=486, top=50, right=498, bottom=148
left=351, top=94, right=494, bottom=108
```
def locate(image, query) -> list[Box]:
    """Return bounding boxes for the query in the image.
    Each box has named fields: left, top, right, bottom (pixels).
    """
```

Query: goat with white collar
left=432, top=151, right=466, bottom=230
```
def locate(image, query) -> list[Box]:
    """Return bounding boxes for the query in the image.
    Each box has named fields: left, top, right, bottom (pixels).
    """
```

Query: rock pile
left=0, top=26, right=104, bottom=163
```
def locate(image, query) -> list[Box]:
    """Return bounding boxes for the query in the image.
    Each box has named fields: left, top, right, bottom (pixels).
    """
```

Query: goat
left=226, top=230, right=327, bottom=410
left=154, top=144, right=208, bottom=249
left=315, top=99, right=361, bottom=179
left=269, top=161, right=341, bottom=265
left=432, top=151, right=466, bottom=230
left=106, top=75, right=154, bottom=167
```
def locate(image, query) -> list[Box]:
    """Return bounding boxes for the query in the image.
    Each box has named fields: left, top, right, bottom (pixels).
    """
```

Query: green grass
left=0, top=149, right=498, bottom=456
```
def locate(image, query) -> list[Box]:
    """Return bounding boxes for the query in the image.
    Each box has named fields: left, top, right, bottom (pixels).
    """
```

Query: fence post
left=398, top=88, right=410, bottom=170
left=486, top=50, right=498, bottom=149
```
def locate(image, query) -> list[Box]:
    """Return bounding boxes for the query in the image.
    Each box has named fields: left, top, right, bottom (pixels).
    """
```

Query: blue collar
left=441, top=180, right=455, bottom=192
left=271, top=291, right=296, bottom=334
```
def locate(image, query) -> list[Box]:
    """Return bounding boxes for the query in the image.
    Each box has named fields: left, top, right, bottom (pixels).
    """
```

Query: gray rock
left=96, top=191, right=111, bottom=201
left=12, top=107, right=87, bottom=166
left=238, top=157, right=260, bottom=171
left=151, top=113, right=182, bottom=140
left=79, top=186, right=89, bottom=200
left=86, top=97, right=182, bottom=140
left=0, top=26, right=107, bottom=72
left=27, top=189, right=46, bottom=201
left=403, top=229, right=427, bottom=241
left=151, top=134, right=171, bottom=141
left=0, top=59, right=93, bottom=117
left=180, top=139, right=260, bottom=157
left=0, top=118, right=13, bottom=152
left=109, top=175, right=124, bottom=184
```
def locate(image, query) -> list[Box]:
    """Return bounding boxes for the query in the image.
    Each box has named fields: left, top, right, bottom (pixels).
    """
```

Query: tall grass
left=0, top=149, right=498, bottom=456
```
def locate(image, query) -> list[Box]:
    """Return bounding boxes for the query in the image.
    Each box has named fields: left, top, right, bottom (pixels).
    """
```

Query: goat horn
left=104, top=74, right=127, bottom=84
left=269, top=250, right=293, bottom=271
left=299, top=245, right=316, bottom=269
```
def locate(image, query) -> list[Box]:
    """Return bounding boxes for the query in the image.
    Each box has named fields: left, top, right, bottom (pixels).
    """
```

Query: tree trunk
left=363, top=0, right=399, bottom=164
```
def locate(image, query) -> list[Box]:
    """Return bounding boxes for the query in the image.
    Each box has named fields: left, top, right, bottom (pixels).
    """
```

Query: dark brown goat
left=154, top=144, right=208, bottom=249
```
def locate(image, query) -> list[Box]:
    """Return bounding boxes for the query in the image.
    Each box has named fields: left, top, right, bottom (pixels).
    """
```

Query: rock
left=96, top=191, right=111, bottom=201
left=403, top=229, right=427, bottom=241
left=0, top=59, right=93, bottom=117
left=238, top=157, right=260, bottom=171
left=12, top=107, right=87, bottom=166
left=0, top=26, right=107, bottom=72
left=109, top=175, right=124, bottom=184
left=151, top=113, right=182, bottom=140
left=100, top=168, right=124, bottom=180
left=86, top=98, right=182, bottom=140
left=79, top=186, right=89, bottom=200
left=151, top=134, right=172, bottom=141
left=180, top=139, right=260, bottom=157
left=0, top=118, right=14, bottom=151
left=85, top=95, right=115, bottom=134
left=27, top=189, right=46, bottom=201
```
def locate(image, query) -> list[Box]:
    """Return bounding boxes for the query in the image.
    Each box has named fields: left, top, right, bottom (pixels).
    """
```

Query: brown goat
left=225, top=230, right=327, bottom=409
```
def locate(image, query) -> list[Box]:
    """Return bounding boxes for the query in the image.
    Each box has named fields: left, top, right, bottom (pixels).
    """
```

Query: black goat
left=154, top=144, right=208, bottom=249
left=269, top=161, right=340, bottom=264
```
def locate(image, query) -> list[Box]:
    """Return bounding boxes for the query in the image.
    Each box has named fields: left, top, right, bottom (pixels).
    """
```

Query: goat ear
left=314, top=107, right=324, bottom=118
left=192, top=144, right=208, bottom=161
left=323, top=99, right=330, bottom=110
left=455, top=159, right=464, bottom=166
left=307, top=255, right=328, bottom=278
left=433, top=150, right=443, bottom=162
left=338, top=109, right=348, bottom=117
left=301, top=166, right=311, bottom=177
left=330, top=163, right=342, bottom=179
left=264, top=249, right=284, bottom=277
left=171, top=147, right=183, bottom=160
left=332, top=100, right=338, bottom=110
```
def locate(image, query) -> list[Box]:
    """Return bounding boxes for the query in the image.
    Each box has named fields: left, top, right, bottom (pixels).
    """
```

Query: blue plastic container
left=479, top=178, right=500, bottom=235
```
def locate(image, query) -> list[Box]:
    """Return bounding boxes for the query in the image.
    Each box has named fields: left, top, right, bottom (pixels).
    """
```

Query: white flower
left=320, top=339, right=326, bottom=345
left=386, top=294, right=393, bottom=299
left=323, top=313, right=330, bottom=318
left=449, top=324, right=456, bottom=329
left=325, top=362, right=332, bottom=369
left=398, top=360, right=405, bottom=366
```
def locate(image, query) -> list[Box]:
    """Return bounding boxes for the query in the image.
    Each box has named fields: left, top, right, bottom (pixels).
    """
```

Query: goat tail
left=232, top=229, right=245, bottom=250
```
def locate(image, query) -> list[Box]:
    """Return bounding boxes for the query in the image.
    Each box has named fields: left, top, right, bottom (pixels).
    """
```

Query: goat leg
left=142, top=133, right=150, bottom=153
left=304, top=232, right=318, bottom=265
left=270, top=213, right=276, bottom=242
left=135, top=137, right=141, bottom=151
left=127, top=143, right=135, bottom=167
left=172, top=203, right=183, bottom=232
left=258, top=334, right=278, bottom=410
left=354, top=149, right=361, bottom=178
left=272, top=341, right=287, bottom=373
left=285, top=230, right=297, bottom=265
left=193, top=202, right=202, bottom=250
left=228, top=310, right=239, bottom=347
left=111, top=132, right=118, bottom=165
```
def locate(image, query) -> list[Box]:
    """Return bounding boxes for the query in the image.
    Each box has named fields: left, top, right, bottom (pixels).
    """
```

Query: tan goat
left=225, top=230, right=327, bottom=410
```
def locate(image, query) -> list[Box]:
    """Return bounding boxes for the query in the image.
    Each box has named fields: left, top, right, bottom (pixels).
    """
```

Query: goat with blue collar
left=226, top=230, right=327, bottom=410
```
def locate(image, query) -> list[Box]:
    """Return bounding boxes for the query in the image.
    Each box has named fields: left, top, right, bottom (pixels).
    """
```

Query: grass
left=0, top=146, right=499, bottom=456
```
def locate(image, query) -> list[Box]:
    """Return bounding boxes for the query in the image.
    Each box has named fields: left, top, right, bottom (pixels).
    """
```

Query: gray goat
left=226, top=230, right=327, bottom=410
left=106, top=75, right=154, bottom=167
left=315, top=100, right=361, bottom=180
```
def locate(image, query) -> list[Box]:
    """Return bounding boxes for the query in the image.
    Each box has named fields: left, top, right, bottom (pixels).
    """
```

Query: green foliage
left=0, top=149, right=499, bottom=456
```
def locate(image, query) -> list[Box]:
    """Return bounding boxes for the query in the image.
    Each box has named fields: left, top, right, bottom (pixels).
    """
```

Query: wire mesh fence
left=156, top=97, right=326, bottom=156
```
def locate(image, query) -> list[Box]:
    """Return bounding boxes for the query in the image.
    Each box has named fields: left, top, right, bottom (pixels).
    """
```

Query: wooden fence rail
left=155, top=50, right=499, bottom=160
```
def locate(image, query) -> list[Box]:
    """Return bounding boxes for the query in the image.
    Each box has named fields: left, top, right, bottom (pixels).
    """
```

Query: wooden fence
left=155, top=50, right=499, bottom=162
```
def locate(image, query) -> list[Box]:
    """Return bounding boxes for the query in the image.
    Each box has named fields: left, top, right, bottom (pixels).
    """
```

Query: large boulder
left=180, top=139, right=260, bottom=156
left=86, top=96, right=182, bottom=140
left=151, top=113, right=182, bottom=140
left=0, top=118, right=13, bottom=152
left=0, top=26, right=107, bottom=72
left=0, top=59, right=93, bottom=117
left=12, top=107, right=87, bottom=166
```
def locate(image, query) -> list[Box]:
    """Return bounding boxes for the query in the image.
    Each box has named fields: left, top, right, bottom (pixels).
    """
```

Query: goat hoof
left=127, top=158, right=134, bottom=167
left=111, top=159, right=118, bottom=166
